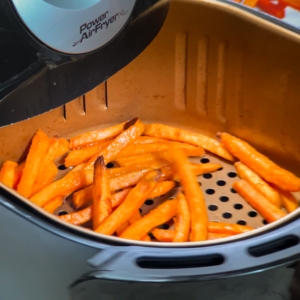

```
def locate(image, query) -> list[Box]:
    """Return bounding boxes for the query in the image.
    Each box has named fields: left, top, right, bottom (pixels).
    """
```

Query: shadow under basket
left=1, top=0, right=300, bottom=281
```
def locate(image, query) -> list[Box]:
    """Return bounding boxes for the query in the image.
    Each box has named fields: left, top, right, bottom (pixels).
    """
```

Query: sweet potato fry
left=115, top=153, right=164, bottom=167
left=17, top=130, right=50, bottom=198
left=235, top=162, right=281, bottom=208
left=243, top=0, right=258, bottom=7
left=151, top=229, right=174, bottom=242
left=144, top=124, right=234, bottom=161
left=30, top=169, right=93, bottom=207
left=128, top=210, right=142, bottom=224
left=116, top=142, right=204, bottom=158
left=170, top=146, right=208, bottom=241
left=43, top=196, right=64, bottom=213
left=31, top=162, right=58, bottom=195
left=134, top=136, right=168, bottom=144
left=173, top=193, right=190, bottom=242
left=116, top=221, right=129, bottom=236
left=69, top=121, right=126, bottom=149
left=93, top=156, right=112, bottom=229
left=220, top=132, right=300, bottom=192
left=40, top=138, right=60, bottom=168
left=140, top=235, right=151, bottom=241
left=270, top=184, right=299, bottom=213
left=120, top=199, right=178, bottom=240
left=59, top=206, right=92, bottom=225
left=233, top=180, right=287, bottom=223
left=64, top=140, right=111, bottom=167
left=13, top=161, right=25, bottom=189
left=55, top=138, right=70, bottom=158
left=95, top=170, right=161, bottom=235
left=0, top=160, right=18, bottom=188
left=208, top=222, right=254, bottom=235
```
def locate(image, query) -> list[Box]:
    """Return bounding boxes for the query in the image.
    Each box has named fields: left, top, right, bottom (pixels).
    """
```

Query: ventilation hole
left=248, top=211, right=258, bottom=218
left=198, top=182, right=202, bottom=186
left=106, top=162, right=114, bottom=168
left=208, top=204, right=218, bottom=211
left=148, top=232, right=155, bottom=239
left=228, top=172, right=237, bottom=178
left=230, top=188, right=237, bottom=194
left=262, top=219, right=268, bottom=225
left=203, top=173, right=212, bottom=179
left=58, top=210, right=68, bottom=216
left=237, top=220, right=247, bottom=226
left=219, top=196, right=229, bottom=202
left=234, top=203, right=243, bottom=210
left=200, top=158, right=210, bottom=164
left=145, top=199, right=154, bottom=206
left=159, top=223, right=170, bottom=230
left=206, top=189, right=215, bottom=195
left=217, top=180, right=226, bottom=186
left=58, top=165, right=67, bottom=170
left=222, top=212, right=232, bottom=219
left=139, top=208, right=143, bottom=213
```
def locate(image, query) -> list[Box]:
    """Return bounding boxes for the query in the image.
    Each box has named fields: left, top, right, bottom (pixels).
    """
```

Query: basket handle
left=80, top=217, right=300, bottom=282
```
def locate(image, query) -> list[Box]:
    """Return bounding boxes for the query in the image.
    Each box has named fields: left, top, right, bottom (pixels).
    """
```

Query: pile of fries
left=0, top=118, right=299, bottom=242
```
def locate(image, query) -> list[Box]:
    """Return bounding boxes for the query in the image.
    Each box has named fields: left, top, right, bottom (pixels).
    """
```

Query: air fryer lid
left=0, top=0, right=169, bottom=127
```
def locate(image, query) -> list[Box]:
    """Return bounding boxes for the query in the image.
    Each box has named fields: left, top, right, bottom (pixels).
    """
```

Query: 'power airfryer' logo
left=73, top=10, right=128, bottom=47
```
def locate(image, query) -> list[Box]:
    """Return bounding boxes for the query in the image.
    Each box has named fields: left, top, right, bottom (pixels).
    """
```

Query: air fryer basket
left=1, top=0, right=300, bottom=280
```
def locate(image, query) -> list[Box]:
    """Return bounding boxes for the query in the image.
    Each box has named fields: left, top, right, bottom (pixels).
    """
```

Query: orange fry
left=116, top=142, right=204, bottom=158
left=151, top=229, right=174, bottom=242
left=69, top=121, right=126, bottom=149
left=30, top=169, right=93, bottom=207
left=55, top=138, right=70, bottom=158
left=43, top=196, right=64, bottom=213
left=220, top=132, right=300, bottom=192
left=96, top=170, right=161, bottom=235
left=65, top=140, right=111, bottom=167
left=170, top=146, right=208, bottom=241
left=31, top=162, right=58, bottom=195
left=208, top=222, right=254, bottom=235
left=134, top=136, right=168, bottom=144
left=208, top=232, right=234, bottom=240
left=13, top=161, right=25, bottom=189
left=235, top=162, right=281, bottom=208
left=59, top=206, right=92, bottom=225
left=140, top=235, right=151, bottom=241
left=0, top=160, right=18, bottom=188
left=128, top=210, right=142, bottom=224
left=116, top=221, right=129, bottom=236
left=17, top=130, right=50, bottom=198
left=115, top=153, right=164, bottom=167
left=144, top=123, right=234, bottom=161
left=173, top=193, right=190, bottom=242
left=120, top=199, right=178, bottom=240
left=93, top=156, right=112, bottom=229
left=233, top=180, right=287, bottom=223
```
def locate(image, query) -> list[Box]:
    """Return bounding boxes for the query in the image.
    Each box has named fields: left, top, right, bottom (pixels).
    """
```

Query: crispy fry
left=93, top=156, right=112, bottom=229
left=152, top=229, right=174, bottom=242
left=117, top=142, right=204, bottom=158
left=31, top=162, right=58, bottom=195
left=17, top=130, right=50, bottom=198
left=128, top=210, right=142, bottom=224
left=140, top=235, right=151, bottom=241
left=170, top=146, right=208, bottom=241
left=30, top=169, right=93, bottom=207
left=208, top=222, right=254, bottom=235
left=233, top=180, right=287, bottom=223
left=65, top=140, right=111, bottom=167
left=235, top=162, right=281, bottom=208
left=270, top=184, right=299, bottom=213
left=69, top=121, right=126, bottom=149
left=120, top=199, right=178, bottom=240
left=134, top=136, right=168, bottom=144
left=220, top=132, right=300, bottom=192
left=43, top=196, right=64, bottom=213
left=96, top=170, right=161, bottom=235
left=59, top=206, right=92, bottom=225
left=13, top=161, right=25, bottom=189
left=116, top=221, right=129, bottom=236
left=115, top=153, right=163, bottom=167
left=144, top=124, right=234, bottom=161
left=0, top=160, right=18, bottom=188
left=55, top=138, right=70, bottom=158
left=173, top=193, right=190, bottom=242
left=40, top=138, right=60, bottom=168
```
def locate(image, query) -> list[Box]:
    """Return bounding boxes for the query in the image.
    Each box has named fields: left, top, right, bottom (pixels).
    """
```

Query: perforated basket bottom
left=55, top=153, right=266, bottom=230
